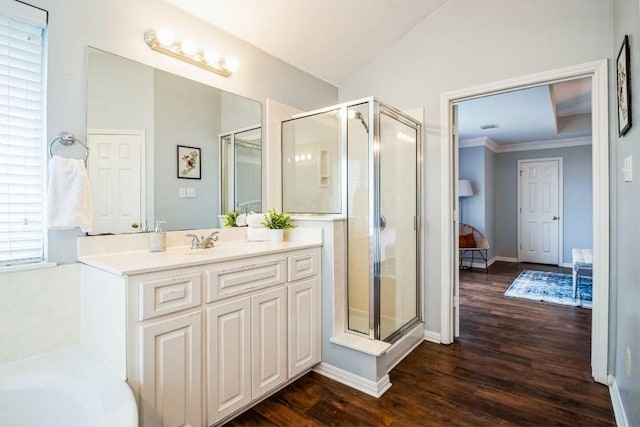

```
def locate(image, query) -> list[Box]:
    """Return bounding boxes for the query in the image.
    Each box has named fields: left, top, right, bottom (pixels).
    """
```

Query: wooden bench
left=572, top=248, right=593, bottom=298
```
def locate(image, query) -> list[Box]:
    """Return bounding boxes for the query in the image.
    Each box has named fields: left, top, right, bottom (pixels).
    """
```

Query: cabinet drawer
left=205, top=257, right=286, bottom=303
left=288, top=251, right=319, bottom=282
left=139, top=273, right=201, bottom=320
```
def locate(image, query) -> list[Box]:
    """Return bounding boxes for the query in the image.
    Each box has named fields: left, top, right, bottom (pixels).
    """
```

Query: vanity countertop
left=78, top=240, right=321, bottom=276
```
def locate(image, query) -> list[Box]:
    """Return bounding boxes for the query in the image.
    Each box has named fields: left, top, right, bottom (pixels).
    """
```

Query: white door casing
left=452, top=104, right=461, bottom=338
left=87, top=129, right=145, bottom=234
left=440, top=59, right=609, bottom=384
left=518, top=159, right=562, bottom=265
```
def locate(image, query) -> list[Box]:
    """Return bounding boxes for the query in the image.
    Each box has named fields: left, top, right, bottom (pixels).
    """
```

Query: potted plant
left=261, top=209, right=296, bottom=242
left=224, top=210, right=242, bottom=227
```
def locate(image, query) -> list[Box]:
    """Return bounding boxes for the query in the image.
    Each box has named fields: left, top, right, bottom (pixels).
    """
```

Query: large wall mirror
left=86, top=47, right=262, bottom=233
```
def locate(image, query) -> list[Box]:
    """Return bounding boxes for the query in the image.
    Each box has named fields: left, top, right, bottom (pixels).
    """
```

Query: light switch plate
left=179, top=188, right=186, bottom=198
left=623, top=156, right=633, bottom=182
left=187, top=187, right=196, bottom=198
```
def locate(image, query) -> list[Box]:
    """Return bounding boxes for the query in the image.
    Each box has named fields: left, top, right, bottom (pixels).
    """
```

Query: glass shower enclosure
left=282, top=97, right=422, bottom=342
left=219, top=125, right=262, bottom=213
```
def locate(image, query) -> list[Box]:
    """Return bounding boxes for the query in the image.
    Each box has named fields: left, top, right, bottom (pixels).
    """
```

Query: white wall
left=36, top=0, right=337, bottom=263
left=339, top=0, right=613, bottom=333
left=612, top=0, right=640, bottom=425
left=0, top=265, right=80, bottom=365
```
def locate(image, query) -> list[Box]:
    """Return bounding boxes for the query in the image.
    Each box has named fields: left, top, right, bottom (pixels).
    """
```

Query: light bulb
left=204, top=49, right=220, bottom=65
left=307, top=153, right=312, bottom=160
left=224, top=57, right=239, bottom=72
left=156, top=29, right=174, bottom=47
left=295, top=155, right=300, bottom=162
left=181, top=38, right=198, bottom=56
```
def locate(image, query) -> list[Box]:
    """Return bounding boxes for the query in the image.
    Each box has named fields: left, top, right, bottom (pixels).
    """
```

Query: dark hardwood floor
left=225, top=262, right=615, bottom=426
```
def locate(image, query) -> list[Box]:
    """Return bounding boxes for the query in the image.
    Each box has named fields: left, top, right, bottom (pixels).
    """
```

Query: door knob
left=131, top=222, right=139, bottom=229
left=552, top=216, right=559, bottom=220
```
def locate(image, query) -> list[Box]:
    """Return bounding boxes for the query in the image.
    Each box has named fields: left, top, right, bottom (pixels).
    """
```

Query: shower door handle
left=379, top=215, right=387, bottom=230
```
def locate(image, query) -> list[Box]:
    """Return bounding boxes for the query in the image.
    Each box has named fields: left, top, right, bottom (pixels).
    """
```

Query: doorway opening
left=439, top=60, right=609, bottom=384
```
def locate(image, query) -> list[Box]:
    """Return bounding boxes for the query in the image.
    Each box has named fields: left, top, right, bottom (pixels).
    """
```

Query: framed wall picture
left=177, top=145, right=201, bottom=179
left=617, top=35, right=632, bottom=136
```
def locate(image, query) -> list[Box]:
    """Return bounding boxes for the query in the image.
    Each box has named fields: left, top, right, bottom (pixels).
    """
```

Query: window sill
left=0, top=261, right=58, bottom=274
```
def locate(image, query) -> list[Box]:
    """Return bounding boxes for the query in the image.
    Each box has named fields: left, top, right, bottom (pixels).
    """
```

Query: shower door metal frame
left=373, top=101, right=422, bottom=343
left=347, top=98, right=423, bottom=342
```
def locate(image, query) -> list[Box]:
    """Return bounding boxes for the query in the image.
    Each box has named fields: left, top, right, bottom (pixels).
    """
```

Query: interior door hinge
left=453, top=296, right=459, bottom=308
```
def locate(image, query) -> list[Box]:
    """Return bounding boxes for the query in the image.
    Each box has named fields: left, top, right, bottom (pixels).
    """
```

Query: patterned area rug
left=505, top=269, right=592, bottom=309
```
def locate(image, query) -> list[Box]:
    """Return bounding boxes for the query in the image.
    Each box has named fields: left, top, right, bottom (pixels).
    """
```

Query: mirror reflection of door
left=87, top=129, right=145, bottom=234
left=219, top=126, right=262, bottom=214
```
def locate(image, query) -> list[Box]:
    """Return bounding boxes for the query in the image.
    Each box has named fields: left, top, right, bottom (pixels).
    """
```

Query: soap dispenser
left=150, top=220, right=167, bottom=252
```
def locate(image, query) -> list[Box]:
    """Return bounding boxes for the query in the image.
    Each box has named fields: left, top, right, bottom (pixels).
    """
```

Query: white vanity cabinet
left=206, top=285, right=288, bottom=424
left=203, top=251, right=311, bottom=425
left=80, top=243, right=321, bottom=427
left=127, top=267, right=205, bottom=427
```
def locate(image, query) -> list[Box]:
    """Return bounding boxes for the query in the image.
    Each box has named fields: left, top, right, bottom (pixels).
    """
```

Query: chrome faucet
left=185, top=231, right=220, bottom=249
left=202, top=231, right=219, bottom=248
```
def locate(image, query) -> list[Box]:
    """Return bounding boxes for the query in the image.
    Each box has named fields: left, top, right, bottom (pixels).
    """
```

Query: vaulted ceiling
left=164, top=0, right=448, bottom=85
left=164, top=1, right=592, bottom=145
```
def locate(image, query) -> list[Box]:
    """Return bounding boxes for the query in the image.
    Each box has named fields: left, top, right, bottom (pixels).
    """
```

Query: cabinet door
left=288, top=276, right=321, bottom=378
left=140, top=311, right=201, bottom=427
left=251, top=286, right=287, bottom=399
left=207, top=297, right=251, bottom=425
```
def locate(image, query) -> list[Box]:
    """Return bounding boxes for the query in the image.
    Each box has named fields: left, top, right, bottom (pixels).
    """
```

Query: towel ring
left=48, top=131, right=89, bottom=161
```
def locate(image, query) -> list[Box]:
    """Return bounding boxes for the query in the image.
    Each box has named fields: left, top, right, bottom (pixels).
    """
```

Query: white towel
left=47, top=155, right=93, bottom=232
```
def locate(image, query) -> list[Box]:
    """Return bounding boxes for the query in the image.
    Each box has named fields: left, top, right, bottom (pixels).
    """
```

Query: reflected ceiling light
left=397, top=131, right=416, bottom=143
left=144, top=29, right=237, bottom=77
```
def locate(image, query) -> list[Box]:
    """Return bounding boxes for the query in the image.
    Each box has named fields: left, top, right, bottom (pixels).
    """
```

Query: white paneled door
left=519, top=159, right=562, bottom=265
left=87, top=130, right=145, bottom=234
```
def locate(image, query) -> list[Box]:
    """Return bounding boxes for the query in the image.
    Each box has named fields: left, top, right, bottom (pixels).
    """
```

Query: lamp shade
left=459, top=179, right=474, bottom=197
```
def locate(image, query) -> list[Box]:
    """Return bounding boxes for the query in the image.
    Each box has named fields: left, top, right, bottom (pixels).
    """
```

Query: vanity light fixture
left=144, top=29, right=238, bottom=77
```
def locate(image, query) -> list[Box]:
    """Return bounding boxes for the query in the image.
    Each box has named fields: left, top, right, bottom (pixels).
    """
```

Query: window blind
left=0, top=1, right=46, bottom=266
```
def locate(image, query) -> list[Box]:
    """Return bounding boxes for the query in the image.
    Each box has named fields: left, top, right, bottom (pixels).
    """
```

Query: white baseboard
left=609, top=376, right=629, bottom=427
left=313, top=362, right=391, bottom=398
left=494, top=256, right=518, bottom=263
left=423, top=329, right=441, bottom=343
left=561, top=262, right=573, bottom=268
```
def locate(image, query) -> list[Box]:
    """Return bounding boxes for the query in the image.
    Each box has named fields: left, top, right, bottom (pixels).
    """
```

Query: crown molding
left=459, top=135, right=592, bottom=153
